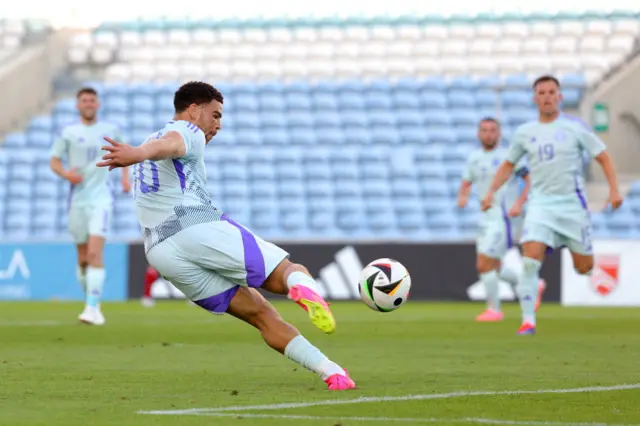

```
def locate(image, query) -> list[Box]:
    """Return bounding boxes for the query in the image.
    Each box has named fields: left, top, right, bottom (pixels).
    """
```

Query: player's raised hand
left=64, top=168, right=83, bottom=185
left=97, top=136, right=143, bottom=170
left=481, top=192, right=494, bottom=212
left=608, top=190, right=623, bottom=210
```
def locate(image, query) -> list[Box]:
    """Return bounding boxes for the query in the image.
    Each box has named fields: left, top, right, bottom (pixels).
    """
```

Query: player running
left=50, top=87, right=130, bottom=326
left=96, top=81, right=355, bottom=391
left=457, top=118, right=545, bottom=322
left=482, top=75, right=623, bottom=335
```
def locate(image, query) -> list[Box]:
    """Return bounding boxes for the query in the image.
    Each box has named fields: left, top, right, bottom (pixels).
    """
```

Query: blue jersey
left=133, top=120, right=221, bottom=250
left=462, top=147, right=527, bottom=219
left=506, top=118, right=606, bottom=208
left=50, top=121, right=122, bottom=207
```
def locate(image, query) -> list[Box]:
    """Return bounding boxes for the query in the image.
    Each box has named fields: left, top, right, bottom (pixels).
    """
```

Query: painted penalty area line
left=137, top=383, right=640, bottom=415
left=185, top=412, right=638, bottom=426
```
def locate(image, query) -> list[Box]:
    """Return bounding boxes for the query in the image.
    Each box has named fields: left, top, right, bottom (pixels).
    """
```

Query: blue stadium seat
left=561, top=89, right=582, bottom=108
left=261, top=113, right=287, bottom=129
left=286, top=81, right=312, bottom=94
left=396, top=110, right=424, bottom=128
left=500, top=90, right=531, bottom=108
left=278, top=180, right=305, bottom=198
left=259, top=82, right=285, bottom=95
left=54, top=98, right=77, bottom=114
left=423, top=111, right=452, bottom=127
left=368, top=208, right=395, bottom=231
left=249, top=164, right=276, bottom=181
left=222, top=181, right=249, bottom=199
left=54, top=113, right=77, bottom=129
left=250, top=203, right=278, bottom=231
left=104, top=96, right=129, bottom=114
left=307, top=180, right=333, bottom=198
left=475, top=90, right=498, bottom=108
left=450, top=109, right=478, bottom=127
left=130, top=113, right=155, bottom=131
left=287, top=112, right=314, bottom=129
left=29, top=115, right=53, bottom=133
left=421, top=78, right=447, bottom=92
left=251, top=181, right=277, bottom=199
left=420, top=92, right=448, bottom=109
left=448, top=77, right=478, bottom=91
left=131, top=95, right=156, bottom=113
left=221, top=163, right=248, bottom=181
left=280, top=205, right=307, bottom=232
left=393, top=92, right=420, bottom=109
left=317, top=129, right=343, bottom=145
left=341, top=112, right=368, bottom=129
left=231, top=94, right=257, bottom=112
left=236, top=130, right=262, bottom=145
left=258, top=94, right=285, bottom=111
left=428, top=128, right=456, bottom=144
left=455, top=128, right=478, bottom=145
left=391, top=178, right=420, bottom=198
left=394, top=78, right=422, bottom=93
left=314, top=112, right=340, bottom=129
left=422, top=180, right=449, bottom=198
left=448, top=91, right=476, bottom=108
left=289, top=129, right=316, bottom=145
left=3, top=133, right=27, bottom=148
left=312, top=93, right=338, bottom=111
left=104, top=114, right=130, bottom=131
left=338, top=93, right=365, bottom=111
left=344, top=129, right=371, bottom=144
left=26, top=131, right=51, bottom=148
left=262, top=130, right=288, bottom=145
left=334, top=181, right=361, bottom=198
left=416, top=162, right=447, bottom=180
left=34, top=181, right=59, bottom=200
left=285, top=93, right=312, bottom=111
left=308, top=210, right=334, bottom=231
left=365, top=92, right=392, bottom=110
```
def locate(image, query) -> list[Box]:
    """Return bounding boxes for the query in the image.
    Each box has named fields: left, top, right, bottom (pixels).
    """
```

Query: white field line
left=182, top=412, right=639, bottom=426
left=138, top=383, right=640, bottom=415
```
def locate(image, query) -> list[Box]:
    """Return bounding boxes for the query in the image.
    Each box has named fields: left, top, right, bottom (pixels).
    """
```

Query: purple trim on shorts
left=574, top=174, right=588, bottom=211
left=221, top=214, right=267, bottom=288
left=172, top=159, right=186, bottom=192
left=194, top=286, right=239, bottom=314
left=500, top=201, right=513, bottom=249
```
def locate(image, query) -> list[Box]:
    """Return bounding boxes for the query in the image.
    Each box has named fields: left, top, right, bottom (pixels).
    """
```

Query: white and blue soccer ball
left=358, top=258, right=411, bottom=312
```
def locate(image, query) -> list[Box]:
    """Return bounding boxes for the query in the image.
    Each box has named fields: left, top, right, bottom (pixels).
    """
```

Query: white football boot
left=78, top=306, right=105, bottom=326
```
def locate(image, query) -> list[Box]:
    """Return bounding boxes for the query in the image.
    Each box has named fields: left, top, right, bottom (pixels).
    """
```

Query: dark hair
left=76, top=87, right=98, bottom=98
left=479, top=117, right=500, bottom=127
left=533, top=75, right=560, bottom=89
left=174, top=81, right=224, bottom=113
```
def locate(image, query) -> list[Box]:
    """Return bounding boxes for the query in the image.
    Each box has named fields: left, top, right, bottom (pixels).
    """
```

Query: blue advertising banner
left=0, top=243, right=128, bottom=301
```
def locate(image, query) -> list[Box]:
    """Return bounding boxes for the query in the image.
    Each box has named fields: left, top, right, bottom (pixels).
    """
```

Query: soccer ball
left=358, top=258, right=411, bottom=312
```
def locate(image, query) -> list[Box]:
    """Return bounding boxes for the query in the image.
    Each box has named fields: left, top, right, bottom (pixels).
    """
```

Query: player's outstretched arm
left=97, top=132, right=186, bottom=170
left=457, top=180, right=471, bottom=208
left=594, top=151, right=623, bottom=210
left=481, top=161, right=515, bottom=211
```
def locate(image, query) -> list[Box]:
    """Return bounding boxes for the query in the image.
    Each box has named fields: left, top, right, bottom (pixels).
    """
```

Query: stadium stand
left=1, top=12, right=640, bottom=240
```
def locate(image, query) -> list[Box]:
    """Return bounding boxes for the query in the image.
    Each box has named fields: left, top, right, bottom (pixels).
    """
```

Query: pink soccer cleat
left=535, top=279, right=546, bottom=312
left=475, top=309, right=504, bottom=322
left=517, top=322, right=536, bottom=335
left=325, top=371, right=356, bottom=391
left=288, top=285, right=336, bottom=334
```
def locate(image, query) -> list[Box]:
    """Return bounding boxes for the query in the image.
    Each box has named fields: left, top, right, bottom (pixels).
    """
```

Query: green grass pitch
left=1, top=301, right=639, bottom=426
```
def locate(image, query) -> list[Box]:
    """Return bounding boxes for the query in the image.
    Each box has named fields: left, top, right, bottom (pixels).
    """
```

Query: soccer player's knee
left=249, top=299, right=283, bottom=330
left=476, top=256, right=496, bottom=274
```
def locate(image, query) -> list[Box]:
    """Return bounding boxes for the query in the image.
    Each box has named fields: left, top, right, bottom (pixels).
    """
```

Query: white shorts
left=146, top=215, right=289, bottom=313
left=68, top=204, right=112, bottom=244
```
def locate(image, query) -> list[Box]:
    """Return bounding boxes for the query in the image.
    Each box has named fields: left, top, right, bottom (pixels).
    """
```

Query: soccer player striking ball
left=96, top=82, right=355, bottom=391
left=50, top=87, right=131, bottom=325
left=458, top=118, right=545, bottom=322
left=481, top=75, right=623, bottom=335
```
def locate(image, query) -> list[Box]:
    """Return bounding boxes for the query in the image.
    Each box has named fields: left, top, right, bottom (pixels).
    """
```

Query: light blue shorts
left=521, top=202, right=593, bottom=255
left=146, top=215, right=289, bottom=314
left=476, top=210, right=523, bottom=260
left=68, top=204, right=112, bottom=244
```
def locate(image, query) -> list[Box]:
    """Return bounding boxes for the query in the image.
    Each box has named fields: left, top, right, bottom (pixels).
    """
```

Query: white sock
left=286, top=271, right=319, bottom=293
left=284, top=335, right=345, bottom=380
left=480, top=270, right=500, bottom=312
left=499, top=267, right=519, bottom=288
left=86, top=266, right=105, bottom=309
left=77, top=266, right=87, bottom=293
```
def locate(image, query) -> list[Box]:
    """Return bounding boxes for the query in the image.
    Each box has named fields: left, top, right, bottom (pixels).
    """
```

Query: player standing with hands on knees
left=50, top=87, right=130, bottom=325
left=481, top=75, right=623, bottom=335
left=457, top=118, right=545, bottom=322
left=96, top=81, right=355, bottom=391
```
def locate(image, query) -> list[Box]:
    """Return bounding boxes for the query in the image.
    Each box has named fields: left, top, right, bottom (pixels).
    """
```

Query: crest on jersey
left=529, top=137, right=537, bottom=143
left=492, top=158, right=500, bottom=167
left=589, top=254, right=620, bottom=297
left=554, top=130, right=566, bottom=142
left=78, top=137, right=85, bottom=143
